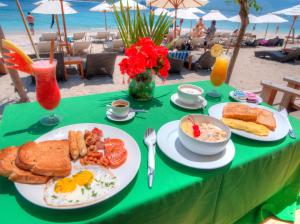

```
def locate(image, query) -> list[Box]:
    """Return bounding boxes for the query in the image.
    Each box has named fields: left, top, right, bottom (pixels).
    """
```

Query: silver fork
left=144, top=128, right=156, bottom=188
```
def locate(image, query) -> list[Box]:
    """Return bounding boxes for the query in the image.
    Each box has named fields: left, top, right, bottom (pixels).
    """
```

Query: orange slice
left=210, top=44, right=224, bottom=57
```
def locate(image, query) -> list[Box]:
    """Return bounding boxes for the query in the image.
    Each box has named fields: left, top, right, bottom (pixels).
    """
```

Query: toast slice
left=16, top=140, right=71, bottom=177
left=223, top=103, right=258, bottom=121
left=254, top=108, right=276, bottom=131
left=0, top=146, right=49, bottom=184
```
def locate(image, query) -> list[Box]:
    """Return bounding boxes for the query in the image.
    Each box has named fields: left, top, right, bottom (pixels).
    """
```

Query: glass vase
left=129, top=71, right=155, bottom=101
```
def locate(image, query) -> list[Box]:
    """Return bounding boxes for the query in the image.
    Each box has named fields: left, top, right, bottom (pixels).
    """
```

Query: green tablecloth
left=0, top=80, right=299, bottom=224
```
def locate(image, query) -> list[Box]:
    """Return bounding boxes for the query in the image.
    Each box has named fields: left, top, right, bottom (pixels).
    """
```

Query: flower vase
left=128, top=71, right=155, bottom=101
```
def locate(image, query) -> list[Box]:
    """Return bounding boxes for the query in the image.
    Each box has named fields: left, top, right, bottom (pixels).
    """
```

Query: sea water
left=0, top=0, right=299, bottom=35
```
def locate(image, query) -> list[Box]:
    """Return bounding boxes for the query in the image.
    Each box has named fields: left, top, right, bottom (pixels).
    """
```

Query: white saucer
left=106, top=109, right=135, bottom=122
left=170, top=93, right=207, bottom=110
left=229, top=91, right=263, bottom=104
left=157, top=120, right=235, bottom=169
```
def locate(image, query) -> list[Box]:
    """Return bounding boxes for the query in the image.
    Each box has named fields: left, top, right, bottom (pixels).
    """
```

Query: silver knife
left=144, top=128, right=156, bottom=188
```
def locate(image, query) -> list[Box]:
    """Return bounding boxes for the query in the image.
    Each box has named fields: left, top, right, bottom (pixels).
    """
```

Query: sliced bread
left=16, top=140, right=71, bottom=177
left=0, top=146, right=49, bottom=184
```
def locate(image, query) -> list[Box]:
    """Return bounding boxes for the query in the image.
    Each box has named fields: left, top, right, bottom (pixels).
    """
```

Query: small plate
left=170, top=93, right=207, bottom=110
left=106, top=109, right=135, bottom=122
left=157, top=121, right=235, bottom=169
left=229, top=91, right=263, bottom=104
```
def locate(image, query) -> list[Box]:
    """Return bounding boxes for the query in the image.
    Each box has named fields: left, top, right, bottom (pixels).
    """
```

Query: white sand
left=0, top=30, right=299, bottom=116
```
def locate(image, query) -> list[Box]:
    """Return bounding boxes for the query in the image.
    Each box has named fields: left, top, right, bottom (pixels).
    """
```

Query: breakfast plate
left=171, top=93, right=207, bottom=110
left=14, top=123, right=141, bottom=209
left=106, top=109, right=135, bottom=122
left=208, top=103, right=289, bottom=141
left=157, top=121, right=235, bottom=169
left=229, top=91, right=262, bottom=104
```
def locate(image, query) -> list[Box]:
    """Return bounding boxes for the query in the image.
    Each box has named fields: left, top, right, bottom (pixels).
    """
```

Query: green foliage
left=112, top=0, right=172, bottom=48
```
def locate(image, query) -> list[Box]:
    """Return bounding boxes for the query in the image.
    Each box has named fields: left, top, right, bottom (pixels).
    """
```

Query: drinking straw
left=49, top=40, right=55, bottom=64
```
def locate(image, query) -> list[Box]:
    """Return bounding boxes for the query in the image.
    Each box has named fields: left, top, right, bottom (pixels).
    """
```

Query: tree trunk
left=225, top=1, right=249, bottom=84
left=0, top=26, right=29, bottom=103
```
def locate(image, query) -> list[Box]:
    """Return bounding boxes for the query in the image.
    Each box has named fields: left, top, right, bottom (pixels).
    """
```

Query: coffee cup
left=177, top=84, right=204, bottom=105
left=107, top=99, right=130, bottom=118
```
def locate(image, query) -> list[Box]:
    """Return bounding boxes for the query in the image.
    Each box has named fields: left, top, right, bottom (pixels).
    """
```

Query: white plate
left=208, top=103, right=289, bottom=141
left=106, top=109, right=135, bottom=122
left=229, top=91, right=263, bottom=104
left=14, top=123, right=141, bottom=209
left=157, top=121, right=235, bottom=169
left=170, top=93, right=207, bottom=110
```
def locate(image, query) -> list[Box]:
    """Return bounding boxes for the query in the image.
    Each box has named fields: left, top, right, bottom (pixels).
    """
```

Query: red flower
left=119, top=37, right=170, bottom=79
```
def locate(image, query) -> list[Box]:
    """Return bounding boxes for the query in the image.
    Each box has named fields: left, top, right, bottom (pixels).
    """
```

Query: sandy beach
left=0, top=30, right=299, bottom=117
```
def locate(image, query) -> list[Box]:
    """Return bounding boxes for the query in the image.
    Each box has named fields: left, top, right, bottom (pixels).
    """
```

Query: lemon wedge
left=210, top=44, right=224, bottom=57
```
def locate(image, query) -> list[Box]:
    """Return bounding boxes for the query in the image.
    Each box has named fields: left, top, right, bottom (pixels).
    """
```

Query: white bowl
left=178, top=114, right=231, bottom=155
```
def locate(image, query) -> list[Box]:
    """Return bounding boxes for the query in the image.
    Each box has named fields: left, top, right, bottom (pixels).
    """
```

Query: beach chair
left=103, top=39, right=124, bottom=53
left=190, top=51, right=216, bottom=70
left=255, top=49, right=300, bottom=63
left=29, top=52, right=66, bottom=81
left=36, top=41, right=58, bottom=54
left=84, top=52, right=117, bottom=79
left=72, top=32, right=86, bottom=42
left=39, top=32, right=58, bottom=42
left=90, top=32, right=110, bottom=43
left=72, top=42, right=91, bottom=56
left=168, top=51, right=190, bottom=74
left=191, top=37, right=204, bottom=50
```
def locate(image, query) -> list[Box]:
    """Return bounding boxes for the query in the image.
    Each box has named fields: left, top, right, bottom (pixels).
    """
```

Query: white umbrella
left=258, top=13, right=288, bottom=38
left=148, top=0, right=208, bottom=38
left=90, top=1, right=114, bottom=31
left=153, top=8, right=170, bottom=16
left=113, top=0, right=147, bottom=10
left=169, top=9, right=199, bottom=20
left=34, top=0, right=71, bottom=6
left=228, top=14, right=262, bottom=24
left=0, top=2, right=7, bottom=7
left=203, top=10, right=228, bottom=21
left=273, top=4, right=300, bottom=49
left=189, top=7, right=205, bottom=14
left=32, top=0, right=77, bottom=14
left=32, top=0, right=78, bottom=54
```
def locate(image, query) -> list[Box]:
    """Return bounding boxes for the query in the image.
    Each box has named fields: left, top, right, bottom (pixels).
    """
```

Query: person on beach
left=191, top=18, right=206, bottom=38
left=204, top=20, right=216, bottom=52
left=26, top=12, right=35, bottom=35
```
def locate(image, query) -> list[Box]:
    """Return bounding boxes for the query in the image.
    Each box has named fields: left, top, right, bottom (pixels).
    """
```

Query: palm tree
left=226, top=0, right=260, bottom=84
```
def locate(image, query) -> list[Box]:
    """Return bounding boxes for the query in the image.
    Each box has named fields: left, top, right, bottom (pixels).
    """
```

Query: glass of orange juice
left=207, top=54, right=230, bottom=98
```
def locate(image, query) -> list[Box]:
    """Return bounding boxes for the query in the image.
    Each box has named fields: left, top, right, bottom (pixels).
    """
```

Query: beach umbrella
left=258, top=13, right=288, bottom=38
left=113, top=0, right=147, bottom=10
left=202, top=10, right=228, bottom=21
left=34, top=0, right=71, bottom=6
left=189, top=7, right=205, bottom=14
left=90, top=1, right=114, bottom=31
left=169, top=9, right=199, bottom=32
left=32, top=0, right=77, bottom=54
left=153, top=8, right=170, bottom=16
left=273, top=4, right=300, bottom=49
left=0, top=2, right=7, bottom=7
left=147, top=0, right=208, bottom=39
left=228, top=14, right=262, bottom=24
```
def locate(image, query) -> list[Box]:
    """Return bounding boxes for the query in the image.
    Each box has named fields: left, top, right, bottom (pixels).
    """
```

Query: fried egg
left=44, top=166, right=117, bottom=207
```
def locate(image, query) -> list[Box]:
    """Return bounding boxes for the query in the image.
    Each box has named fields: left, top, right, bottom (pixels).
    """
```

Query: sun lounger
left=191, top=37, right=204, bottom=50
left=103, top=39, right=124, bottom=53
left=84, top=52, right=117, bottom=79
left=72, top=32, right=86, bottom=42
left=29, top=52, right=66, bottom=81
left=255, top=49, right=300, bottom=63
left=168, top=51, right=190, bottom=74
left=188, top=51, right=216, bottom=70
left=36, top=41, right=58, bottom=54
left=39, top=32, right=58, bottom=42
left=90, top=32, right=110, bottom=43
left=72, top=42, right=91, bottom=55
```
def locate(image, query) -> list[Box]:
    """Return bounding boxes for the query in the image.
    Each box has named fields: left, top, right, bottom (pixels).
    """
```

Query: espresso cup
left=177, top=84, right=204, bottom=105
left=107, top=99, right=130, bottom=118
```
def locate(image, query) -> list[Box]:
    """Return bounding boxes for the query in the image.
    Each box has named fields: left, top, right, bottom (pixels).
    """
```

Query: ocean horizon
left=0, top=0, right=299, bottom=36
